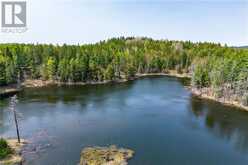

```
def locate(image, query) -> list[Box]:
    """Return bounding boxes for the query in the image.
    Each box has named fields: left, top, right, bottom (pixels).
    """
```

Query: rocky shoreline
left=0, top=85, right=22, bottom=98
left=0, top=139, right=27, bottom=165
left=2, top=71, right=190, bottom=89
left=191, top=87, right=248, bottom=111
left=0, top=71, right=247, bottom=111
left=0, top=71, right=188, bottom=93
left=21, top=72, right=190, bottom=88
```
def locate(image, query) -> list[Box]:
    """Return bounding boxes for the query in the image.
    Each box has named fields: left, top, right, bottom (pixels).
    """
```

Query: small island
left=80, top=145, right=134, bottom=165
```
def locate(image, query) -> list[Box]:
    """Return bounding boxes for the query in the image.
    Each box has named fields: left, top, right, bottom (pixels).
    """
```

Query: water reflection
left=0, top=76, right=248, bottom=165
left=18, top=82, right=133, bottom=104
left=189, top=95, right=248, bottom=153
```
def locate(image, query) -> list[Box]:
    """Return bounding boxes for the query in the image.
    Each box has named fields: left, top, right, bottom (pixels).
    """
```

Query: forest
left=0, top=37, right=247, bottom=106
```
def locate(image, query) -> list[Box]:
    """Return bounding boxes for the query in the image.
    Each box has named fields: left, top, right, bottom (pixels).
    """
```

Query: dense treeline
left=0, top=37, right=247, bottom=105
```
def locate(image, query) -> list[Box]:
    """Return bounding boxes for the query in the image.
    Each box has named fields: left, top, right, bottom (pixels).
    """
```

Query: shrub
left=0, top=138, right=12, bottom=159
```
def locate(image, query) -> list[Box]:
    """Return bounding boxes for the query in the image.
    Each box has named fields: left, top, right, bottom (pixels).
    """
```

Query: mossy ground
left=80, top=145, right=134, bottom=165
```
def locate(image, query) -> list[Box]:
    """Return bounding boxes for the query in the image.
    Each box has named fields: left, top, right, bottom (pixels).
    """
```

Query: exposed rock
left=80, top=145, right=134, bottom=165
left=191, top=87, right=248, bottom=111
left=0, top=86, right=22, bottom=98
left=0, top=139, right=27, bottom=165
left=22, top=79, right=54, bottom=88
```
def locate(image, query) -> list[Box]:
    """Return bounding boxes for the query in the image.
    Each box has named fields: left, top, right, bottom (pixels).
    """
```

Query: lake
left=1, top=76, right=248, bottom=165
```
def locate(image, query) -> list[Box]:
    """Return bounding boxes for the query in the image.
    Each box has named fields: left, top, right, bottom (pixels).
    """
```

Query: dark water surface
left=1, top=76, right=248, bottom=165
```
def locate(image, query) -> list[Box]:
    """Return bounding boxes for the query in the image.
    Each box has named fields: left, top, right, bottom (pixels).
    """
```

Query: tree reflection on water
left=190, top=95, right=248, bottom=153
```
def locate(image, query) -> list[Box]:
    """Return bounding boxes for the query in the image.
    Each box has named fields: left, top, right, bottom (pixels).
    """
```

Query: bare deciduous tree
left=9, top=95, right=21, bottom=143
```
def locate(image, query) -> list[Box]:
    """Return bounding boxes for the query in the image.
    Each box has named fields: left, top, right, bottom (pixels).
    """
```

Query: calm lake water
left=1, top=76, right=248, bottom=165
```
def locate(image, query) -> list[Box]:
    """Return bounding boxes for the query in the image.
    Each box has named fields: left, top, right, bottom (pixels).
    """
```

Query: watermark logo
left=1, top=1, right=27, bottom=33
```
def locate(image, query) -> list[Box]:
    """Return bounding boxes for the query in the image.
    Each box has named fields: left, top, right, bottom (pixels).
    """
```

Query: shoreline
left=0, top=71, right=247, bottom=111
left=0, top=139, right=26, bottom=165
left=0, top=85, right=22, bottom=98
left=191, top=88, right=248, bottom=111
left=22, top=72, right=190, bottom=88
